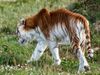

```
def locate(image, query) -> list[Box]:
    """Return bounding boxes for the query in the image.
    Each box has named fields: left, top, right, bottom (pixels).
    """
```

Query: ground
left=0, top=0, right=100, bottom=75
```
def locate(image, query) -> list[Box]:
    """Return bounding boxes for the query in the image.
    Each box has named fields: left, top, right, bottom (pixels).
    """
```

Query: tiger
left=16, top=8, right=94, bottom=73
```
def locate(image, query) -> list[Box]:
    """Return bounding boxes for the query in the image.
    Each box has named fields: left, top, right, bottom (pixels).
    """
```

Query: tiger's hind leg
left=80, top=40, right=86, bottom=55
left=72, top=37, right=90, bottom=73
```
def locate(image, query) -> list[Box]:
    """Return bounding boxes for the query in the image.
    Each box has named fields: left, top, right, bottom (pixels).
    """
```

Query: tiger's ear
left=20, top=18, right=25, bottom=25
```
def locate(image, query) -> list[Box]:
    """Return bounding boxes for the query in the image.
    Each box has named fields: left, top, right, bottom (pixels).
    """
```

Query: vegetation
left=0, top=0, right=100, bottom=75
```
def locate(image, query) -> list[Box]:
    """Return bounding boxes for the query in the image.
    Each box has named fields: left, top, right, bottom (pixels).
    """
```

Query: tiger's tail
left=84, top=20, right=94, bottom=59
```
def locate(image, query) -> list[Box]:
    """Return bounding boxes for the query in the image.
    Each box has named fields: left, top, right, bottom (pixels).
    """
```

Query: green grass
left=0, top=0, right=100, bottom=75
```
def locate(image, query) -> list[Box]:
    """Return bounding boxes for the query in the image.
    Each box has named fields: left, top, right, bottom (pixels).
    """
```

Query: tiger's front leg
left=48, top=40, right=61, bottom=65
left=27, top=41, right=47, bottom=63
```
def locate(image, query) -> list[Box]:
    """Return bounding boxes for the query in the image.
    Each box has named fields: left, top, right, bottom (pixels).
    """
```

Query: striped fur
left=17, top=8, right=94, bottom=72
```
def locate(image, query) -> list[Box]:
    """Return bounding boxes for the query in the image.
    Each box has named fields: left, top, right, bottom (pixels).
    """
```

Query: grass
left=0, top=0, right=100, bottom=75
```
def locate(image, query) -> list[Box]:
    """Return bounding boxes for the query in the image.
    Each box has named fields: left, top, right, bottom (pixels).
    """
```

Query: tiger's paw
left=53, top=59, right=61, bottom=65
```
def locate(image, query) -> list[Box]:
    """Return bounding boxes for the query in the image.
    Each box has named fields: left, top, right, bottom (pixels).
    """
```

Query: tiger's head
left=16, top=8, right=50, bottom=44
left=16, top=17, right=37, bottom=44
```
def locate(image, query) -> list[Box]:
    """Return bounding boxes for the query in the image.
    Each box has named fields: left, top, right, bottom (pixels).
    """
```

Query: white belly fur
left=50, top=23, right=70, bottom=45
